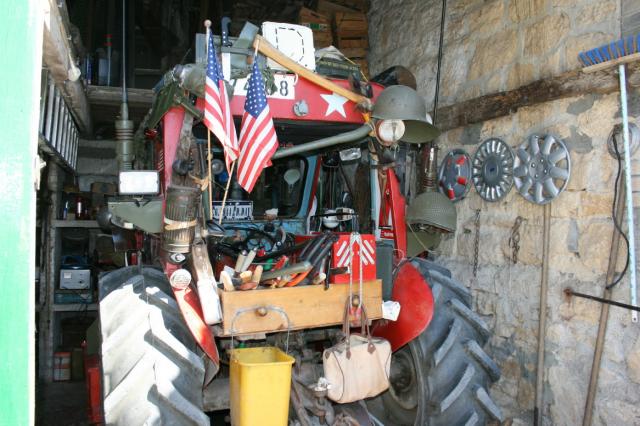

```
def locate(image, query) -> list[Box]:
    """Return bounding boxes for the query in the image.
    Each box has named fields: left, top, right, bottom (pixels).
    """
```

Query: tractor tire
left=367, top=259, right=503, bottom=426
left=98, top=266, right=210, bottom=426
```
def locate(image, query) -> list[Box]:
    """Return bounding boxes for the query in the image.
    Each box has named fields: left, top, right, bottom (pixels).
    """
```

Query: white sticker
left=382, top=301, right=401, bottom=321
left=231, top=74, right=296, bottom=100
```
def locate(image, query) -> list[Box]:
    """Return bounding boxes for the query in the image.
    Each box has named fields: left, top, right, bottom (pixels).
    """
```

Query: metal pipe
left=583, top=177, right=627, bottom=426
left=432, top=0, right=447, bottom=125
left=565, top=288, right=640, bottom=312
left=618, top=64, right=637, bottom=323
left=271, top=124, right=372, bottom=160
left=534, top=203, right=551, bottom=426
left=121, top=0, right=127, bottom=104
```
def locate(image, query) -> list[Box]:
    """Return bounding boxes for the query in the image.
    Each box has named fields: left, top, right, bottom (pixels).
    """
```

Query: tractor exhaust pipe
left=271, top=124, right=372, bottom=160
left=115, top=0, right=133, bottom=171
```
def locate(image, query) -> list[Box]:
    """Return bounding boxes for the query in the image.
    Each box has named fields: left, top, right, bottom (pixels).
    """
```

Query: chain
left=473, top=209, right=481, bottom=277
left=508, top=216, right=524, bottom=264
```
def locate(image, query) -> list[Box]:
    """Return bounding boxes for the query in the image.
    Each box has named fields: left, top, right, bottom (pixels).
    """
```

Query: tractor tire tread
left=99, top=266, right=209, bottom=426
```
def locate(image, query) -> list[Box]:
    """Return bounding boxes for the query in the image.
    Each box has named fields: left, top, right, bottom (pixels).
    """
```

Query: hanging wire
left=606, top=132, right=631, bottom=289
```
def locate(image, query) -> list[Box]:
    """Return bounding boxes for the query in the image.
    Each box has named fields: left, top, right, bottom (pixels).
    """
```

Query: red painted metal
left=171, top=285, right=220, bottom=373
left=230, top=76, right=382, bottom=123
left=330, top=234, right=377, bottom=284
left=379, top=169, right=407, bottom=258
left=161, top=106, right=185, bottom=197
left=160, top=108, right=220, bottom=370
left=194, top=78, right=382, bottom=124
left=83, top=341, right=103, bottom=425
left=85, top=355, right=103, bottom=424
left=372, top=262, right=434, bottom=352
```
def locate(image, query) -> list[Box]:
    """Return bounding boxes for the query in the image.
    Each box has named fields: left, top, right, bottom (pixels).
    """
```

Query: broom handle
left=252, top=35, right=369, bottom=106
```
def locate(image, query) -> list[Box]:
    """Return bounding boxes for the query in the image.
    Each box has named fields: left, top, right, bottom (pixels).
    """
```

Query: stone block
left=575, top=0, right=617, bottom=28
left=538, top=48, right=565, bottom=80
left=467, top=0, right=506, bottom=37
left=459, top=82, right=483, bottom=102
left=511, top=222, right=543, bottom=265
left=481, top=114, right=516, bottom=140
left=485, top=72, right=505, bottom=95
left=523, top=13, right=570, bottom=57
left=557, top=296, right=601, bottom=325
left=468, top=29, right=518, bottom=80
left=580, top=192, right=613, bottom=217
left=508, top=0, right=548, bottom=23
left=517, top=101, right=558, bottom=133
left=626, top=336, right=640, bottom=383
left=506, top=63, right=536, bottom=91
left=550, top=189, right=580, bottom=219
left=564, top=151, right=591, bottom=191
left=578, top=220, right=614, bottom=275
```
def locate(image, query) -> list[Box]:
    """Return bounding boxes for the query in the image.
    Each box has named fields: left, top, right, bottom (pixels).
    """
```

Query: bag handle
left=342, top=298, right=375, bottom=357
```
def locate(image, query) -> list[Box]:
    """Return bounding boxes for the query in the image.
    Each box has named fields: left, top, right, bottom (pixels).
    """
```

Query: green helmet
left=372, top=85, right=441, bottom=143
left=406, top=191, right=457, bottom=233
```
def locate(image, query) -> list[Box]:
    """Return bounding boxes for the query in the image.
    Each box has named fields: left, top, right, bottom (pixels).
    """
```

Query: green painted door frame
left=0, top=1, right=43, bottom=424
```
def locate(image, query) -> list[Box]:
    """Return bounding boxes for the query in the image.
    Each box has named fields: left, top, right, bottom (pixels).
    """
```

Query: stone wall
left=368, top=0, right=640, bottom=424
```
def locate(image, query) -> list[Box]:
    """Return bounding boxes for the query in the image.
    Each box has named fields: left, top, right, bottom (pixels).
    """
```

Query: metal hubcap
left=513, top=134, right=571, bottom=205
left=472, top=138, right=514, bottom=202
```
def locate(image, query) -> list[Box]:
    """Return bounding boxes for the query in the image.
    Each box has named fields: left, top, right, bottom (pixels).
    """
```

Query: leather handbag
left=322, top=301, right=392, bottom=403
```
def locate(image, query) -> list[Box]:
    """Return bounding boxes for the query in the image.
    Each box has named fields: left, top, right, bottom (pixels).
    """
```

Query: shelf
left=52, top=220, right=100, bottom=228
left=52, top=303, right=97, bottom=312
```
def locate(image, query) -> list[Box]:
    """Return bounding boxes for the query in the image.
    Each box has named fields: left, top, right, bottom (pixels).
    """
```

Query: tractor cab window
left=212, top=156, right=307, bottom=219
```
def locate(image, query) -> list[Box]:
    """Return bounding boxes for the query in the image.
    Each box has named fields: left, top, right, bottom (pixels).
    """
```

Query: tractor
left=96, top=27, right=502, bottom=426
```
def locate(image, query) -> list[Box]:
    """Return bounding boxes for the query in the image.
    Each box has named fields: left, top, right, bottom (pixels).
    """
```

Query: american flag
left=237, top=61, right=279, bottom=193
left=203, top=32, right=238, bottom=173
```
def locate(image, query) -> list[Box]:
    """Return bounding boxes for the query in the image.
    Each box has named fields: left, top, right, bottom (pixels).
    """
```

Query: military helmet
left=372, top=85, right=441, bottom=143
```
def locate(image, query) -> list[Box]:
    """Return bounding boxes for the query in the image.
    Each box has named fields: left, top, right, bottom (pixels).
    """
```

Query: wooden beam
left=86, top=85, right=155, bottom=109
left=42, top=0, right=92, bottom=134
left=435, top=61, right=640, bottom=132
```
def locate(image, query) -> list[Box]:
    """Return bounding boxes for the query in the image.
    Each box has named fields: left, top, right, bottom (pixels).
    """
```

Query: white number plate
left=231, top=74, right=295, bottom=100
left=213, top=200, right=253, bottom=221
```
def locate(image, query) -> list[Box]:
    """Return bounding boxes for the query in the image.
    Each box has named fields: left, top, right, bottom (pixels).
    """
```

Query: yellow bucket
left=230, top=347, right=295, bottom=426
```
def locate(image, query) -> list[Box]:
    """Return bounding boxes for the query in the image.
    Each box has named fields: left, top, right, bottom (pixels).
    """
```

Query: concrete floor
left=36, top=381, right=88, bottom=426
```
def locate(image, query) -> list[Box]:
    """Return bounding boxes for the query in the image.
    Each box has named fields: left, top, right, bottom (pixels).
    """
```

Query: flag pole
left=219, top=160, right=235, bottom=225
left=204, top=19, right=214, bottom=221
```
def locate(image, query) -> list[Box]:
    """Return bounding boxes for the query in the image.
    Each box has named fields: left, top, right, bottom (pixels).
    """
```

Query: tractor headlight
left=374, top=119, right=406, bottom=146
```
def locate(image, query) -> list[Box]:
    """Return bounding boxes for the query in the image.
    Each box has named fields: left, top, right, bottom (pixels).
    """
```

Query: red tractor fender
left=372, top=262, right=434, bottom=352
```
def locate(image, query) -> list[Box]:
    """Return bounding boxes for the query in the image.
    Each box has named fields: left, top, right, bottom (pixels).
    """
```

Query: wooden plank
left=436, top=60, right=640, bottom=132
left=339, top=47, right=367, bottom=58
left=253, top=35, right=368, bottom=105
left=336, top=37, right=369, bottom=49
left=220, top=280, right=382, bottom=336
left=316, top=0, right=360, bottom=16
left=86, top=85, right=155, bottom=109
left=334, top=12, right=368, bottom=38
left=582, top=52, right=640, bottom=73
